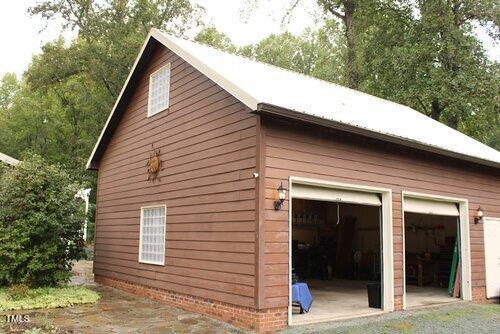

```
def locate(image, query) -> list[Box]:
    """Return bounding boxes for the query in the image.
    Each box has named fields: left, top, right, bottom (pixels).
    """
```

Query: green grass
left=0, top=286, right=99, bottom=311
left=383, top=321, right=415, bottom=333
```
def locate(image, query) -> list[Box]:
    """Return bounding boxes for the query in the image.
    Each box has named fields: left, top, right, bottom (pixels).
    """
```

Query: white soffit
left=404, top=197, right=459, bottom=216
left=152, top=29, right=500, bottom=168
left=293, top=183, right=382, bottom=206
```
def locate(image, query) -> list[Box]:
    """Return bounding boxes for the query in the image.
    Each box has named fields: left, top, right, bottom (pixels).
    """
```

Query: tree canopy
left=0, top=0, right=201, bottom=188
left=221, top=0, right=500, bottom=148
left=0, top=0, right=498, bottom=196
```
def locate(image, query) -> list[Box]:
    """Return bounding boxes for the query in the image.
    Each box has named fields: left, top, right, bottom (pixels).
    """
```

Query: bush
left=0, top=154, right=86, bottom=287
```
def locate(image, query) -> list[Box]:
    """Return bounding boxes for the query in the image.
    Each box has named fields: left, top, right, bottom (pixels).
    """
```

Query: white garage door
left=292, top=183, right=382, bottom=206
left=404, top=197, right=459, bottom=216
left=484, top=217, right=500, bottom=298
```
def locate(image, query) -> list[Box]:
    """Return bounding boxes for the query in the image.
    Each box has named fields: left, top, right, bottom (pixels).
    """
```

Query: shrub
left=0, top=154, right=86, bottom=287
left=0, top=163, right=6, bottom=175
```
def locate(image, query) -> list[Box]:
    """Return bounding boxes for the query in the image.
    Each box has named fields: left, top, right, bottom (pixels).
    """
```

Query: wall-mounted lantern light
left=274, top=182, right=287, bottom=211
left=474, top=206, right=484, bottom=224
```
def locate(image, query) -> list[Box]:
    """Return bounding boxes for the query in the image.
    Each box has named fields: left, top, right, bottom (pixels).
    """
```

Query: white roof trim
left=0, top=152, right=20, bottom=166
left=87, top=28, right=500, bottom=170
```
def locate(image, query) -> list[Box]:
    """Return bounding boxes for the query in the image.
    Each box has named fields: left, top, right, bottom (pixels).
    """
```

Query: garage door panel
left=485, top=252, right=500, bottom=264
left=484, top=218, right=500, bottom=298
left=485, top=266, right=500, bottom=298
left=292, top=183, right=381, bottom=206
left=404, top=197, right=459, bottom=216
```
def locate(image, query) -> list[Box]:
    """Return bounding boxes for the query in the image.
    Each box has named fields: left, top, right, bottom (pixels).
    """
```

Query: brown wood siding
left=262, top=117, right=500, bottom=309
left=94, top=44, right=258, bottom=308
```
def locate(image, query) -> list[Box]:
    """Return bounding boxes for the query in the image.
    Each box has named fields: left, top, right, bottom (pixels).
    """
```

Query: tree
left=0, top=0, right=201, bottom=188
left=244, top=0, right=499, bottom=147
left=23, top=38, right=113, bottom=172
left=247, top=23, right=344, bottom=83
left=30, top=0, right=201, bottom=97
left=249, top=1, right=409, bottom=89
left=0, top=73, right=20, bottom=155
left=0, top=154, right=86, bottom=287
left=0, top=73, right=19, bottom=110
left=412, top=0, right=498, bottom=129
left=316, top=0, right=359, bottom=88
left=2, top=0, right=498, bottom=186
left=358, top=0, right=499, bottom=143
left=195, top=26, right=237, bottom=52
left=196, top=22, right=344, bottom=84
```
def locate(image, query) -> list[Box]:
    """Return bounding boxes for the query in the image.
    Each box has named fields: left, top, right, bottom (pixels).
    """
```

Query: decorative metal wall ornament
left=147, top=144, right=163, bottom=182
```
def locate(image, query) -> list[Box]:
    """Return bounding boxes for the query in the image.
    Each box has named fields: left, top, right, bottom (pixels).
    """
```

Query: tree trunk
left=320, top=0, right=359, bottom=89
left=431, top=100, right=443, bottom=121
left=445, top=113, right=459, bottom=130
left=343, top=0, right=359, bottom=90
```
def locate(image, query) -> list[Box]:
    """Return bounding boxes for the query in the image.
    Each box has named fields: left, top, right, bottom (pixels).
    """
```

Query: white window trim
left=147, top=63, right=171, bottom=117
left=138, top=204, right=167, bottom=266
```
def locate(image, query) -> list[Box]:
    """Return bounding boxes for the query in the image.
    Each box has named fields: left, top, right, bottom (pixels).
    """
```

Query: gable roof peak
left=87, top=28, right=500, bottom=170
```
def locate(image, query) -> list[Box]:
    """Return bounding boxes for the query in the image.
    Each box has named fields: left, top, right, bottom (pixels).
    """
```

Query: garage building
left=87, top=29, right=500, bottom=332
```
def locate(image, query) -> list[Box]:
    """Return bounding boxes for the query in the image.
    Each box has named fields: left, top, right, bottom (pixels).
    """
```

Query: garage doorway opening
left=292, top=199, right=382, bottom=323
left=403, top=193, right=472, bottom=308
left=288, top=178, right=393, bottom=325
left=404, top=212, right=460, bottom=307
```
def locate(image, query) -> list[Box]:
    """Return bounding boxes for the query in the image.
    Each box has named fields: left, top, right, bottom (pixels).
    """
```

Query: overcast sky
left=0, top=0, right=498, bottom=78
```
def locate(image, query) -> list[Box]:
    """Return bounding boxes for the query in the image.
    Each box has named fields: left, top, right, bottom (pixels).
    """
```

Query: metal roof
left=87, top=29, right=500, bottom=169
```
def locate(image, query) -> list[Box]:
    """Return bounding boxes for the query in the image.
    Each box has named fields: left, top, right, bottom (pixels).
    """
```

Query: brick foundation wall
left=95, top=275, right=287, bottom=332
left=472, top=286, right=487, bottom=303
left=394, top=295, right=403, bottom=310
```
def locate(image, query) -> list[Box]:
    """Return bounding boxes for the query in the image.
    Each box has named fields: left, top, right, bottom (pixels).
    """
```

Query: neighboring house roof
left=0, top=152, right=20, bottom=166
left=87, top=28, right=500, bottom=170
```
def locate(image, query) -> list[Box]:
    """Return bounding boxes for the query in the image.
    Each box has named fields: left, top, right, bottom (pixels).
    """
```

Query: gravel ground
left=284, top=303, right=500, bottom=334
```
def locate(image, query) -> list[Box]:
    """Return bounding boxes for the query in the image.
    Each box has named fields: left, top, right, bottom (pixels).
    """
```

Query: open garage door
left=403, top=194, right=463, bottom=308
left=293, top=183, right=382, bottom=206
left=289, top=179, right=393, bottom=325
left=404, top=197, right=459, bottom=216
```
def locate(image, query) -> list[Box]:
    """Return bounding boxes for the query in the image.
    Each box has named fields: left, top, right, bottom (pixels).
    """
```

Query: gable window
left=139, top=205, right=166, bottom=265
left=148, top=63, right=171, bottom=117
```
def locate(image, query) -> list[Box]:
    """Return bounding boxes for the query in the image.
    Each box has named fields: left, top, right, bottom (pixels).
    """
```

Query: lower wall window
left=139, top=205, right=166, bottom=265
